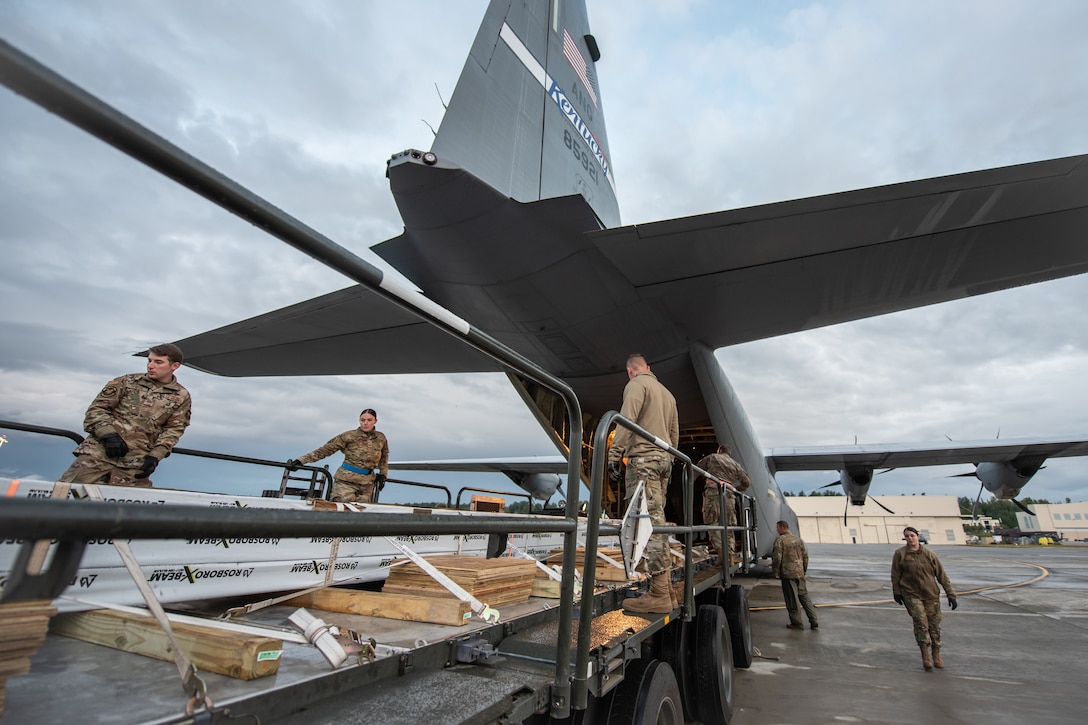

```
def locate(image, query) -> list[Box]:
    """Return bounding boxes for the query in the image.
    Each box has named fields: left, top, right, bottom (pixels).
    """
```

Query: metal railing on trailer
left=0, top=37, right=759, bottom=723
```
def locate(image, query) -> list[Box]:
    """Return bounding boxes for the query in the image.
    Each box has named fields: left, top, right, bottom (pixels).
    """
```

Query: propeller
left=1011, top=498, right=1036, bottom=516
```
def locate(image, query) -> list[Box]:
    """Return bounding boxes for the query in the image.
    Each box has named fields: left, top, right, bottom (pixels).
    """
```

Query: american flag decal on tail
left=562, top=29, right=597, bottom=107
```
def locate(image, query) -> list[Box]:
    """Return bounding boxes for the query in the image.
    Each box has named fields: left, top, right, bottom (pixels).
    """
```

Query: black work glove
left=100, top=433, right=129, bottom=459
left=134, top=455, right=158, bottom=479
left=948, top=597, right=958, bottom=610
left=893, top=594, right=904, bottom=606
left=374, top=473, right=386, bottom=491
left=607, top=461, right=622, bottom=482
left=286, top=459, right=302, bottom=471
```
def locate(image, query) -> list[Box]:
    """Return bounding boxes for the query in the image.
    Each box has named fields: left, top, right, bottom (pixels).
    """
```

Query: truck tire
left=724, top=585, right=754, bottom=669
left=660, top=617, right=696, bottom=719
left=694, top=604, right=735, bottom=725
left=606, top=659, right=683, bottom=725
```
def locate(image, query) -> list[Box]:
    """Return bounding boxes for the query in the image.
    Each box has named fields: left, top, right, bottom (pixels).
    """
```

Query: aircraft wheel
left=660, top=617, right=697, bottom=719
left=724, top=585, right=754, bottom=669
left=694, top=604, right=735, bottom=725
left=606, top=659, right=683, bottom=725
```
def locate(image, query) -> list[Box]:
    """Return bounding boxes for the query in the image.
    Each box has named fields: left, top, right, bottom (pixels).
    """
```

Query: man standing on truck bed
left=59, top=343, right=192, bottom=487
left=697, top=443, right=751, bottom=563
left=608, top=353, right=679, bottom=614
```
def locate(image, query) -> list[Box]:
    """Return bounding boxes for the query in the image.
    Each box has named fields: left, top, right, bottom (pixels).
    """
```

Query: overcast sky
left=2, top=0, right=1086, bottom=506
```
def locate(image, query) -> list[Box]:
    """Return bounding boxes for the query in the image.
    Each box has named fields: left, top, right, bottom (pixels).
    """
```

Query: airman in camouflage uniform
left=697, top=444, right=751, bottom=560
left=891, top=526, right=957, bottom=670
left=772, top=520, right=818, bottom=630
left=291, top=408, right=388, bottom=503
left=59, top=344, right=191, bottom=487
left=608, top=354, right=679, bottom=614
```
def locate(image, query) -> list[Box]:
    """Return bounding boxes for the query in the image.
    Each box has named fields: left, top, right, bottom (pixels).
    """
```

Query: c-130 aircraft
left=167, top=0, right=1088, bottom=555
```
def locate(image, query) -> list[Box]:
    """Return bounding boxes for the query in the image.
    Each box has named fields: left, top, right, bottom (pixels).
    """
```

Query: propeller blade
left=817, top=481, right=840, bottom=489
left=972, top=482, right=984, bottom=521
left=843, top=497, right=849, bottom=527
left=869, top=497, right=896, bottom=515
left=947, top=472, right=979, bottom=478
left=1012, top=498, right=1036, bottom=516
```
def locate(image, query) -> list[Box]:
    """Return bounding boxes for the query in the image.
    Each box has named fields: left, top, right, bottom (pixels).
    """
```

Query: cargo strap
left=81, top=485, right=212, bottom=715
left=505, top=543, right=569, bottom=583
left=384, top=537, right=500, bottom=623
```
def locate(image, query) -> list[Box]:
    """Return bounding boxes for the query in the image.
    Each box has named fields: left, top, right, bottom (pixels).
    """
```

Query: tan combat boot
left=624, top=573, right=674, bottom=614
left=920, top=644, right=934, bottom=670
left=931, top=644, right=944, bottom=669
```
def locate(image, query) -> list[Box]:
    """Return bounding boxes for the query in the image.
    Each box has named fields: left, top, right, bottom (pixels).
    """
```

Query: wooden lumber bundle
left=382, top=555, right=537, bottom=606
left=545, top=548, right=634, bottom=583
left=0, top=599, right=56, bottom=717
left=287, top=588, right=473, bottom=626
left=51, top=609, right=282, bottom=680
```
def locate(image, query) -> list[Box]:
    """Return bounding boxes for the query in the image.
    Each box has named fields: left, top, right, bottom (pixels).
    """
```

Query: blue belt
left=340, top=463, right=376, bottom=475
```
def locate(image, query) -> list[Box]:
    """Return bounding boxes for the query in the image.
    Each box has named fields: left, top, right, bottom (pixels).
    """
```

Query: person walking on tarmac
left=891, top=526, right=957, bottom=670
left=59, top=343, right=192, bottom=487
left=772, top=520, right=819, bottom=630
left=289, top=408, right=388, bottom=503
left=608, top=353, right=679, bottom=614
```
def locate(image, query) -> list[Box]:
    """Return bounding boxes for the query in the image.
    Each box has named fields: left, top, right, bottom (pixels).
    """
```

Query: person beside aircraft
left=59, top=343, right=191, bottom=487
left=697, top=443, right=751, bottom=562
left=891, top=526, right=957, bottom=670
left=772, top=520, right=819, bottom=630
left=608, top=353, right=680, bottom=614
left=288, top=408, right=388, bottom=503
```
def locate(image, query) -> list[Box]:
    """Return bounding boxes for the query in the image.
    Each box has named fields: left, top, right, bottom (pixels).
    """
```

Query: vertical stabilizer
left=431, top=0, right=620, bottom=227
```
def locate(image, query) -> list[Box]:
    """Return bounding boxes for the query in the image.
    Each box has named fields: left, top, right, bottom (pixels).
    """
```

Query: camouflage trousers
left=331, top=468, right=377, bottom=503
left=781, top=577, right=818, bottom=627
left=702, top=485, right=737, bottom=557
left=625, top=456, right=672, bottom=576
left=904, top=596, right=943, bottom=646
left=58, top=455, right=152, bottom=487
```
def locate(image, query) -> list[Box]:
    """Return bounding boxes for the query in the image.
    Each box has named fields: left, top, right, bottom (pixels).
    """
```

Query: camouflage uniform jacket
left=772, top=532, right=809, bottom=580
left=891, top=545, right=955, bottom=601
left=608, top=371, right=679, bottom=463
left=697, top=452, right=751, bottom=492
left=299, top=428, right=389, bottom=475
left=74, top=373, right=192, bottom=464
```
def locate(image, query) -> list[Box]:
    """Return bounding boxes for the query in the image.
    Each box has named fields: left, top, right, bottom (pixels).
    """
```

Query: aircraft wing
left=591, top=154, right=1088, bottom=350
left=766, top=436, right=1088, bottom=473
left=173, top=273, right=506, bottom=377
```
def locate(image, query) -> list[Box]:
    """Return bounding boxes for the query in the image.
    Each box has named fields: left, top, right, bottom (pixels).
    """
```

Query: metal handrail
left=381, top=478, right=453, bottom=508
left=0, top=419, right=336, bottom=497
left=455, top=485, right=533, bottom=510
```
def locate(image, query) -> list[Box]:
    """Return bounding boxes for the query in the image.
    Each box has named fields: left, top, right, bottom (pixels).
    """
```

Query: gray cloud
left=2, top=0, right=1086, bottom=504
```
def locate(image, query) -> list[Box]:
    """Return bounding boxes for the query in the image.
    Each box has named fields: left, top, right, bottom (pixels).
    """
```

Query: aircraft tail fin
left=429, top=0, right=620, bottom=227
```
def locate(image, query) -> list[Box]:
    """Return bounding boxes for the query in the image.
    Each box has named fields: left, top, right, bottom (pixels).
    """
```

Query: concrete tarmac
left=733, top=543, right=1088, bottom=725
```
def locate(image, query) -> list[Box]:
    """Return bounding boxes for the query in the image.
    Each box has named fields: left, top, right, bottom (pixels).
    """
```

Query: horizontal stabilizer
left=767, top=436, right=1088, bottom=473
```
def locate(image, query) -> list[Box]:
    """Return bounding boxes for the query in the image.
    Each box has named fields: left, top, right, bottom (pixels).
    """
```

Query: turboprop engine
left=508, top=472, right=563, bottom=500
